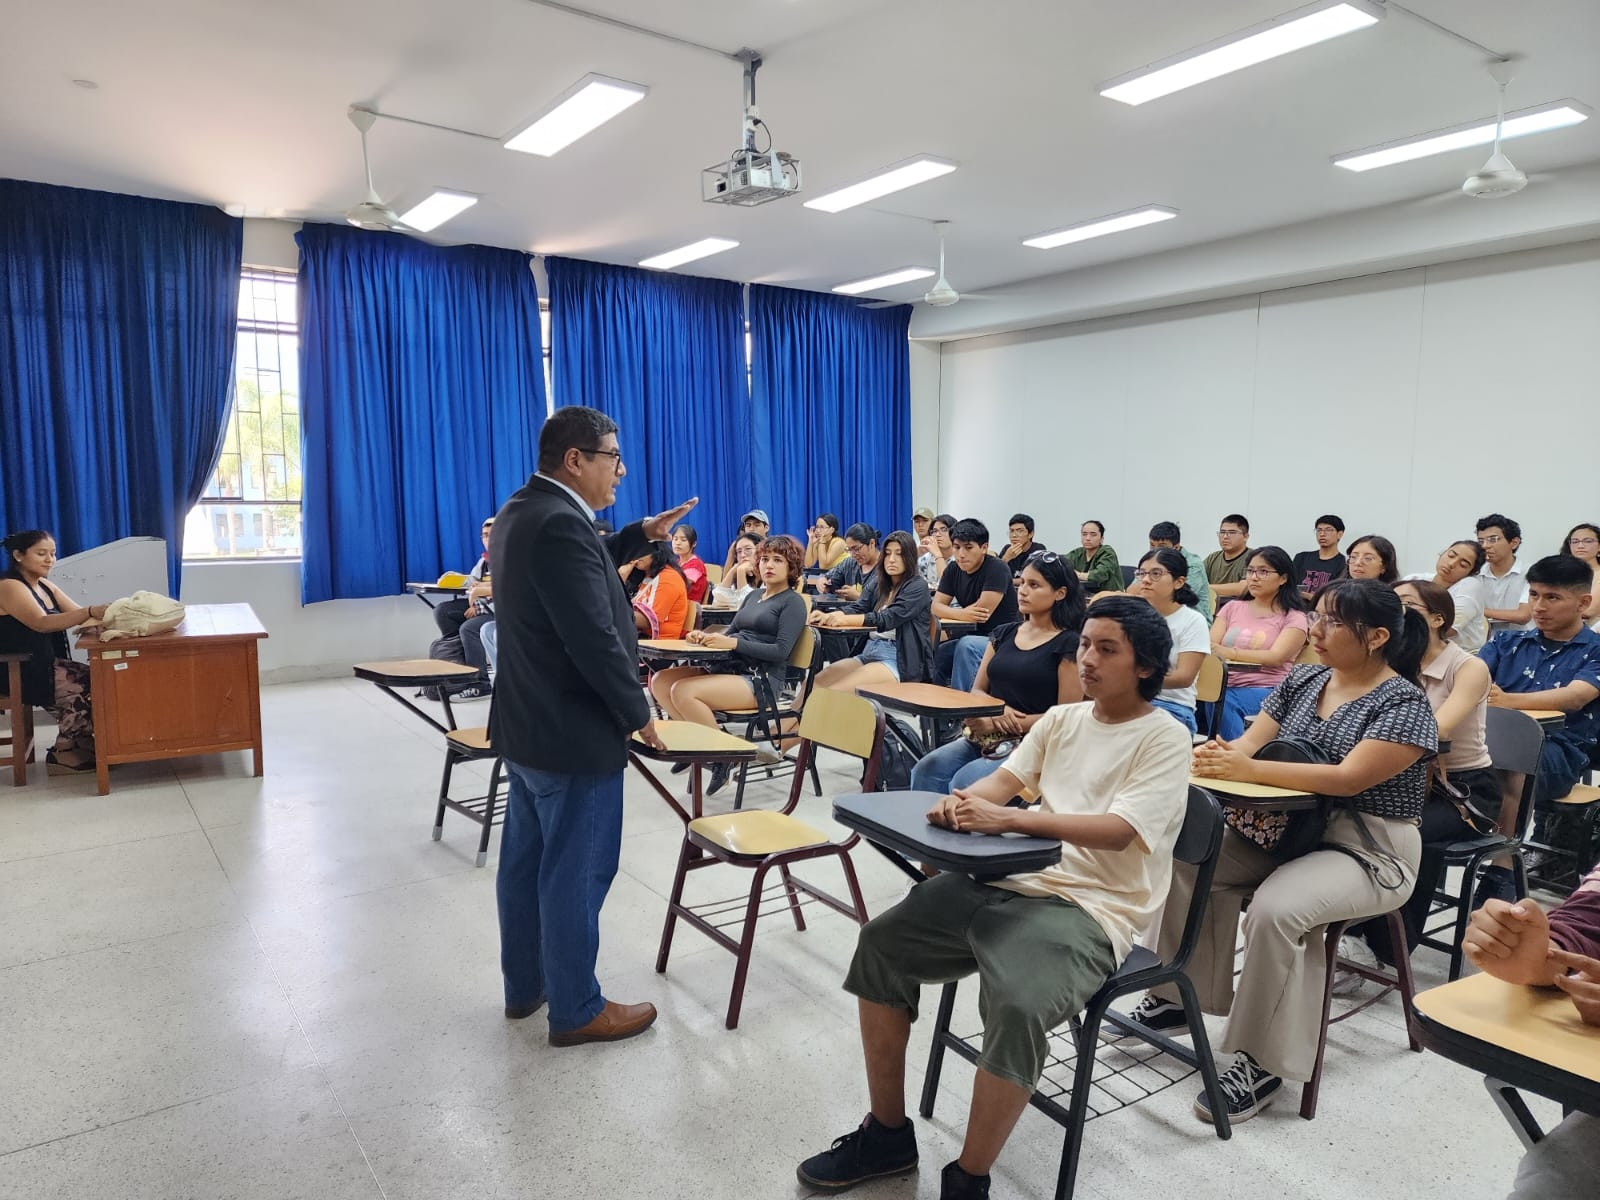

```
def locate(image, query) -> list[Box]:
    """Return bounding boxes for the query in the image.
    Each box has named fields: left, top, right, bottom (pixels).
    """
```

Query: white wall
left=930, top=239, right=1600, bottom=574
left=180, top=562, right=437, bottom=682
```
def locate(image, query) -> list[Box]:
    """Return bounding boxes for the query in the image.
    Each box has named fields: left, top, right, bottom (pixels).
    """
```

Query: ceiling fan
left=344, top=107, right=414, bottom=232
left=1460, top=60, right=1533, bottom=198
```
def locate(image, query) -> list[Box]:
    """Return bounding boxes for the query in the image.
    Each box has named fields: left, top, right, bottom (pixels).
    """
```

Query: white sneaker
left=1331, top=967, right=1366, bottom=997
left=753, top=744, right=784, bottom=766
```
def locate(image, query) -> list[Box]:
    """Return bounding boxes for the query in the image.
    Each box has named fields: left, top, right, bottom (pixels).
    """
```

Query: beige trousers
left=1153, top=808, right=1420, bottom=1082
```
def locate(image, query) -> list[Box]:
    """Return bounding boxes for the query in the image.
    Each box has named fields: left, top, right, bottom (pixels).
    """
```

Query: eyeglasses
left=1315, top=526, right=1339, bottom=534
left=578, top=447, right=624, bottom=472
left=1131, top=569, right=1169, bottom=582
left=1244, top=567, right=1278, bottom=577
left=1307, top=612, right=1348, bottom=632
left=1570, top=537, right=1599, bottom=547
left=1030, top=551, right=1063, bottom=565
left=1217, top=529, right=1244, bottom=537
left=1478, top=534, right=1504, bottom=545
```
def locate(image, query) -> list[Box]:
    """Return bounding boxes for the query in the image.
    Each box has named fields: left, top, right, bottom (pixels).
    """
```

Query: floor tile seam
left=0, top=1077, right=270, bottom=1160
left=242, top=915, right=392, bottom=1200
left=0, top=912, right=242, bottom=974
left=0, top=813, right=209, bottom=866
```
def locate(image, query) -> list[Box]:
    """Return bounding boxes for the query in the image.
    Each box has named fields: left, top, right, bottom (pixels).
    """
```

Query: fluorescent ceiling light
left=504, top=74, right=648, bottom=156
left=804, top=157, right=957, bottom=213
left=397, top=190, right=478, bottom=232
left=1099, top=1, right=1382, bottom=106
left=1023, top=206, right=1178, bottom=250
left=832, top=267, right=936, bottom=296
left=638, top=237, right=739, bottom=270
left=1333, top=100, right=1592, bottom=171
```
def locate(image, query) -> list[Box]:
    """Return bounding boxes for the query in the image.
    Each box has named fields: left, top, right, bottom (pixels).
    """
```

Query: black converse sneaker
left=940, top=1160, right=990, bottom=1199
left=1195, top=1052, right=1282, bottom=1123
left=797, top=1114, right=919, bottom=1191
left=1123, top=993, right=1188, bottom=1036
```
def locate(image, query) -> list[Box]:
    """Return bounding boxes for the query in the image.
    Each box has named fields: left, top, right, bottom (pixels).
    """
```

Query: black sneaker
left=451, top=682, right=492, bottom=702
left=706, top=762, right=731, bottom=796
left=670, top=762, right=691, bottom=775
left=1471, top=864, right=1518, bottom=911
left=796, top=1114, right=918, bottom=1191
left=940, top=1160, right=990, bottom=1199
left=1195, top=1052, right=1281, bottom=1123
left=1122, top=993, right=1188, bottom=1036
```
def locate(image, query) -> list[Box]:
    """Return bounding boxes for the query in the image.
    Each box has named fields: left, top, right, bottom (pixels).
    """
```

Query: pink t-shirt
left=1215, top=602, right=1309, bottom=688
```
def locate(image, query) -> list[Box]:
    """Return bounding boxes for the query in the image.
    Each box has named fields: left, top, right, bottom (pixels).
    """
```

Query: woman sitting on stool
left=1128, top=579, right=1436, bottom=1123
left=650, top=536, right=808, bottom=794
left=810, top=531, right=932, bottom=691
left=0, top=529, right=108, bottom=774
left=910, top=551, right=1084, bottom=796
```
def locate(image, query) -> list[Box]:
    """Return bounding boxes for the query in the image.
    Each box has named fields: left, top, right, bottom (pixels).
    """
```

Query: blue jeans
left=949, top=635, right=988, bottom=694
left=481, top=621, right=498, bottom=672
left=1535, top=736, right=1590, bottom=808
left=496, top=761, right=624, bottom=1032
left=1213, top=685, right=1274, bottom=741
left=910, top=736, right=1010, bottom=795
left=1152, top=697, right=1198, bottom=734
left=858, top=636, right=901, bottom=680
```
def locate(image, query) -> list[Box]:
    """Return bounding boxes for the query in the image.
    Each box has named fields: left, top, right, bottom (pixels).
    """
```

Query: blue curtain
left=749, top=285, right=912, bottom=540
left=0, top=179, right=242, bottom=593
left=546, top=256, right=749, bottom=550
left=297, top=224, right=544, bottom=604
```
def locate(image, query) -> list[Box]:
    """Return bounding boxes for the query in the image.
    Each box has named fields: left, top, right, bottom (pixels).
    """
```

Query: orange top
left=636, top=568, right=691, bottom=640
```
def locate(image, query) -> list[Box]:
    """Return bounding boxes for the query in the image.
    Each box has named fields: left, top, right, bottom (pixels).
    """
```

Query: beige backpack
left=98, top=591, right=187, bottom=640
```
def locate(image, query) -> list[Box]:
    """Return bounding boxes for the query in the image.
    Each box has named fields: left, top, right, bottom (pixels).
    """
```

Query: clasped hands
left=967, top=707, right=1027, bottom=736
left=926, top=787, right=1015, bottom=835
left=684, top=629, right=737, bottom=650
left=1191, top=737, right=1256, bottom=782
left=1464, top=898, right=1600, bottom=1026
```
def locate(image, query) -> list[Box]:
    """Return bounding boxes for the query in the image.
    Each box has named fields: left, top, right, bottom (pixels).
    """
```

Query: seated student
left=1126, top=548, right=1211, bottom=734
left=1463, top=871, right=1600, bottom=1199
left=932, top=519, right=1020, bottom=692
left=1131, top=579, right=1435, bottom=1122
left=1361, top=580, right=1497, bottom=961
left=1065, top=520, right=1122, bottom=594
left=650, top=537, right=808, bottom=794
left=1342, top=534, right=1400, bottom=584
left=433, top=516, right=495, bottom=640
left=917, top=513, right=956, bottom=590
left=1209, top=546, right=1310, bottom=740
left=818, top=523, right=880, bottom=602
left=811, top=532, right=932, bottom=690
left=671, top=524, right=709, bottom=603
left=1480, top=555, right=1600, bottom=817
left=1292, top=515, right=1346, bottom=601
left=712, top=533, right=761, bottom=609
left=1560, top=522, right=1600, bottom=620
left=1204, top=514, right=1254, bottom=602
left=1149, top=520, right=1211, bottom=619
left=797, top=597, right=1190, bottom=1197
left=627, top=542, right=691, bottom=640
left=805, top=513, right=849, bottom=573
left=912, top=507, right=934, bottom=544
left=1404, top=540, right=1489, bottom=651
left=998, top=513, right=1045, bottom=575
left=721, top=508, right=771, bottom=576
left=1477, top=512, right=1532, bottom=634
left=909, top=553, right=1085, bottom=795
left=0, top=529, right=108, bottom=773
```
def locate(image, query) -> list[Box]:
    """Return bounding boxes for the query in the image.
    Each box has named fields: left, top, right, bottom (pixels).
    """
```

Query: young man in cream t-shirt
left=797, top=596, right=1192, bottom=1200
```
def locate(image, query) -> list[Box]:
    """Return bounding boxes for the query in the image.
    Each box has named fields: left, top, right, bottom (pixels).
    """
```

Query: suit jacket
left=488, top=474, right=652, bottom=774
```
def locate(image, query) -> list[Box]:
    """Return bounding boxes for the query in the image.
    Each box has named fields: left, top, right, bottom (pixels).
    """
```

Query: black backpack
left=874, top=715, right=922, bottom=792
left=420, top=634, right=468, bottom=701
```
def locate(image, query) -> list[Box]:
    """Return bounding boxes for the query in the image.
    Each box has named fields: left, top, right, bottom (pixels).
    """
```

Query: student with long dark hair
left=0, top=530, right=107, bottom=773
left=1404, top=540, right=1488, bottom=650
left=671, top=524, right=708, bottom=603
left=1132, top=579, right=1436, bottom=1123
left=1560, top=523, right=1600, bottom=620
left=1209, top=545, right=1309, bottom=739
left=1344, top=534, right=1400, bottom=584
left=811, top=531, right=932, bottom=690
left=910, top=552, right=1085, bottom=795
left=1126, top=547, right=1211, bottom=734
left=628, top=541, right=692, bottom=640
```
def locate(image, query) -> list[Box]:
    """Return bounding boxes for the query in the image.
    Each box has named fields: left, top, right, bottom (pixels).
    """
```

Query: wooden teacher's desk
left=76, top=603, right=267, bottom=795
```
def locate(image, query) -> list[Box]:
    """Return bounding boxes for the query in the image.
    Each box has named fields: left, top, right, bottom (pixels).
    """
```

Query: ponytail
left=1320, top=578, right=1426, bottom=685
left=1387, top=606, right=1429, bottom=686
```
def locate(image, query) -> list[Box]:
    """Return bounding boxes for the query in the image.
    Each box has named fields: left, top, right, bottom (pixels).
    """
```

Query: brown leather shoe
left=548, top=1000, right=658, bottom=1047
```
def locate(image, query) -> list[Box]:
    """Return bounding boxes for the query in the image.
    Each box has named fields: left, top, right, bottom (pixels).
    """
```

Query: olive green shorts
left=843, top=872, right=1116, bottom=1092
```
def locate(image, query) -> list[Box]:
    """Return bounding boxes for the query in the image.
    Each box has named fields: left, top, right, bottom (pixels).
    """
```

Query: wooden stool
left=1, top=653, right=36, bottom=786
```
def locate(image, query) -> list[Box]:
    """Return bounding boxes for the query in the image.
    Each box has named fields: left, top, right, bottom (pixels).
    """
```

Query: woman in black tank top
left=0, top=530, right=108, bottom=773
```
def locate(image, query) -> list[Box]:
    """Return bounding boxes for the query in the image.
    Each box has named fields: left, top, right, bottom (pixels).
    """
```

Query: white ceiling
left=4, top=0, right=1599, bottom=338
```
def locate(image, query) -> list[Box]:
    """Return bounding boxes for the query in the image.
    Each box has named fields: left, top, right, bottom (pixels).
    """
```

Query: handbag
left=1222, top=736, right=1333, bottom=860
left=962, top=722, right=1018, bottom=761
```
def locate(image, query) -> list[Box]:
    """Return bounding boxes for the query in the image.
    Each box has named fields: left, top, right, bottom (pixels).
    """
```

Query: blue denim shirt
left=1479, top=624, right=1600, bottom=753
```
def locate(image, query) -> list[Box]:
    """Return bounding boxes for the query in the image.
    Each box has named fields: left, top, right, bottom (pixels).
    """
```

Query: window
left=184, top=269, right=303, bottom=559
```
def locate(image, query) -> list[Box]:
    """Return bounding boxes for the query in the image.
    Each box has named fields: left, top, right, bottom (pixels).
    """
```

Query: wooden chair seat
left=689, top=810, right=831, bottom=857
left=446, top=726, right=493, bottom=754
left=1555, top=785, right=1600, bottom=806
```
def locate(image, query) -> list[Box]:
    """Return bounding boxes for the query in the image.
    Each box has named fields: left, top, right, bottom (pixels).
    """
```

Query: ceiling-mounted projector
left=702, top=53, right=802, bottom=206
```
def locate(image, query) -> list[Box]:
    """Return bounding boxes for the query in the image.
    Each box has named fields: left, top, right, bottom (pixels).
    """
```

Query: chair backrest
left=787, top=689, right=887, bottom=808
left=1194, top=655, right=1227, bottom=705
left=1485, top=707, right=1545, bottom=841
left=788, top=625, right=817, bottom=671
left=685, top=600, right=700, bottom=634
left=1120, top=564, right=1136, bottom=588
left=1164, top=786, right=1226, bottom=974
left=704, top=563, right=723, bottom=586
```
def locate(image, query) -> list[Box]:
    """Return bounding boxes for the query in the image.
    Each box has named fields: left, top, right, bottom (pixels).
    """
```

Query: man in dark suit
left=489, top=405, right=695, bottom=1047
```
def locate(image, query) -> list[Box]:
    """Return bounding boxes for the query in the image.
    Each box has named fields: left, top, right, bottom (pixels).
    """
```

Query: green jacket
left=1065, top=545, right=1123, bottom=594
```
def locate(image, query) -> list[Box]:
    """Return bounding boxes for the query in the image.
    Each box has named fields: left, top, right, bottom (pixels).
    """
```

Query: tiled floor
left=0, top=679, right=1558, bottom=1199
